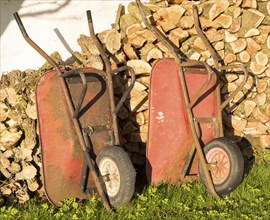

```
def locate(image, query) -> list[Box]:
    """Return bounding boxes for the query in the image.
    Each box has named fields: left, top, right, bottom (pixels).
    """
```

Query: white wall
left=0, top=0, right=132, bottom=74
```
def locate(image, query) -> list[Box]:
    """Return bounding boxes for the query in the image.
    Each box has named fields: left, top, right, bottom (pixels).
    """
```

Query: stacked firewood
left=1, top=71, right=42, bottom=203
left=0, top=53, right=64, bottom=203
left=1, top=0, right=269, bottom=203
left=110, top=0, right=269, bottom=157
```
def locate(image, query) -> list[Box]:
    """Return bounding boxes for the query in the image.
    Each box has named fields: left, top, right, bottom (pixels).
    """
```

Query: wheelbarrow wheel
left=96, top=146, right=136, bottom=207
left=198, top=137, right=244, bottom=196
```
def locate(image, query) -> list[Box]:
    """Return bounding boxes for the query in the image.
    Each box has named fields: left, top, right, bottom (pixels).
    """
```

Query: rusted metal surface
left=146, top=59, right=218, bottom=184
left=36, top=68, right=113, bottom=205
left=136, top=0, right=219, bottom=198
left=87, top=10, right=119, bottom=146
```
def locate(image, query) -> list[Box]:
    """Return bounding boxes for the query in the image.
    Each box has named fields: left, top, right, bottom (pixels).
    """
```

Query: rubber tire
left=198, top=137, right=244, bottom=196
left=96, top=146, right=136, bottom=207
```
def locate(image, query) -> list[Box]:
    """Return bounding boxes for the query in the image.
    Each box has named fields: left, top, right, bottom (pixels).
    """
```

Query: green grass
left=1, top=150, right=270, bottom=220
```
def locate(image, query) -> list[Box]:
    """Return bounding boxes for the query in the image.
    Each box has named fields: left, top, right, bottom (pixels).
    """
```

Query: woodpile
left=0, top=53, right=64, bottom=203
left=112, top=0, right=270, bottom=155
left=1, top=0, right=269, bottom=203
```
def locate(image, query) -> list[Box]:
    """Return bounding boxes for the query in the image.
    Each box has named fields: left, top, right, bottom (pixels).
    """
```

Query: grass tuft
left=1, top=150, right=270, bottom=220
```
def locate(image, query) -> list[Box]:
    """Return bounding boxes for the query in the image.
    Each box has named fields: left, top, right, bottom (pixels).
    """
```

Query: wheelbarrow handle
left=87, top=10, right=111, bottom=72
left=109, top=66, right=136, bottom=115
left=13, top=12, right=62, bottom=75
left=13, top=12, right=28, bottom=38
left=60, top=69, right=88, bottom=119
left=192, top=5, right=223, bottom=67
left=219, top=63, right=248, bottom=110
left=188, top=62, right=215, bottom=109
left=192, top=5, right=248, bottom=110
left=135, top=0, right=181, bottom=58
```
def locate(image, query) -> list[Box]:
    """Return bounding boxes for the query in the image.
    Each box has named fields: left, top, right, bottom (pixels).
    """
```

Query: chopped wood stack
left=1, top=73, right=40, bottom=203
left=111, top=0, right=270, bottom=154
left=0, top=52, right=63, bottom=203
left=1, top=0, right=269, bottom=204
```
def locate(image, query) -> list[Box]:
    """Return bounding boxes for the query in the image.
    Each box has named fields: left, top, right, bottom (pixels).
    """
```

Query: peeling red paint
left=36, top=68, right=113, bottom=206
left=147, top=59, right=217, bottom=185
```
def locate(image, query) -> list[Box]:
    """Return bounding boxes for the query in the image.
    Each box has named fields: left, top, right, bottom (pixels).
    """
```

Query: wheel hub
left=206, top=148, right=230, bottom=185
left=99, top=157, right=121, bottom=197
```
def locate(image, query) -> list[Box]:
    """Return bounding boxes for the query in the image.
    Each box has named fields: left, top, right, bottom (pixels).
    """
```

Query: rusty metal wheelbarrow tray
left=36, top=67, right=112, bottom=204
left=147, top=59, right=219, bottom=184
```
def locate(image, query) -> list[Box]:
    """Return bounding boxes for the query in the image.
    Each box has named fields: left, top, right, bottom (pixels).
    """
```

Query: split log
left=127, top=33, right=147, bottom=48
left=179, top=16, right=194, bottom=30
left=252, top=107, right=270, bottom=123
left=242, top=0, right=257, bottom=9
left=243, top=122, right=268, bottom=136
left=255, top=51, right=269, bottom=66
left=127, top=2, right=151, bottom=21
left=214, top=41, right=224, bottom=51
left=190, top=52, right=201, bottom=61
left=214, top=14, right=232, bottom=29
left=25, top=103, right=37, bottom=120
left=208, top=1, right=230, bottom=20
left=233, top=7, right=241, bottom=18
left=15, top=164, right=37, bottom=180
left=225, top=73, right=238, bottom=83
left=123, top=43, right=139, bottom=60
left=250, top=62, right=267, bottom=75
left=228, top=17, right=241, bottom=33
left=244, top=28, right=260, bottom=38
left=239, top=51, right=251, bottom=63
left=26, top=178, right=40, bottom=192
left=253, top=25, right=270, bottom=45
left=224, top=30, right=238, bottom=43
left=246, top=38, right=261, bottom=54
left=239, top=9, right=265, bottom=36
left=224, top=53, right=236, bottom=65
left=244, top=100, right=256, bottom=117
left=193, top=37, right=206, bottom=51
left=136, top=29, right=157, bottom=43
left=257, top=80, right=268, bottom=93
left=126, top=23, right=144, bottom=36
left=256, top=93, right=267, bottom=106
left=120, top=14, right=139, bottom=35
left=135, top=112, right=145, bottom=126
left=0, top=129, right=22, bottom=150
left=231, top=115, right=247, bottom=132
left=205, top=29, right=223, bottom=42
left=169, top=28, right=189, bottom=46
left=140, top=43, right=163, bottom=61
left=128, top=90, right=148, bottom=112
left=126, top=60, right=152, bottom=74
left=230, top=38, right=247, bottom=54
left=98, top=29, right=121, bottom=54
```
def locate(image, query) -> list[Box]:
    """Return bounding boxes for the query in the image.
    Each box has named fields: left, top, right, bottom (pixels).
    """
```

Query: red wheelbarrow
left=13, top=11, right=136, bottom=211
left=136, top=0, right=248, bottom=197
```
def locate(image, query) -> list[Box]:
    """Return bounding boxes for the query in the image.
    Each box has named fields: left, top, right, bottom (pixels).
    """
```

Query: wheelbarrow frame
left=13, top=10, right=136, bottom=212
left=136, top=0, right=248, bottom=198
